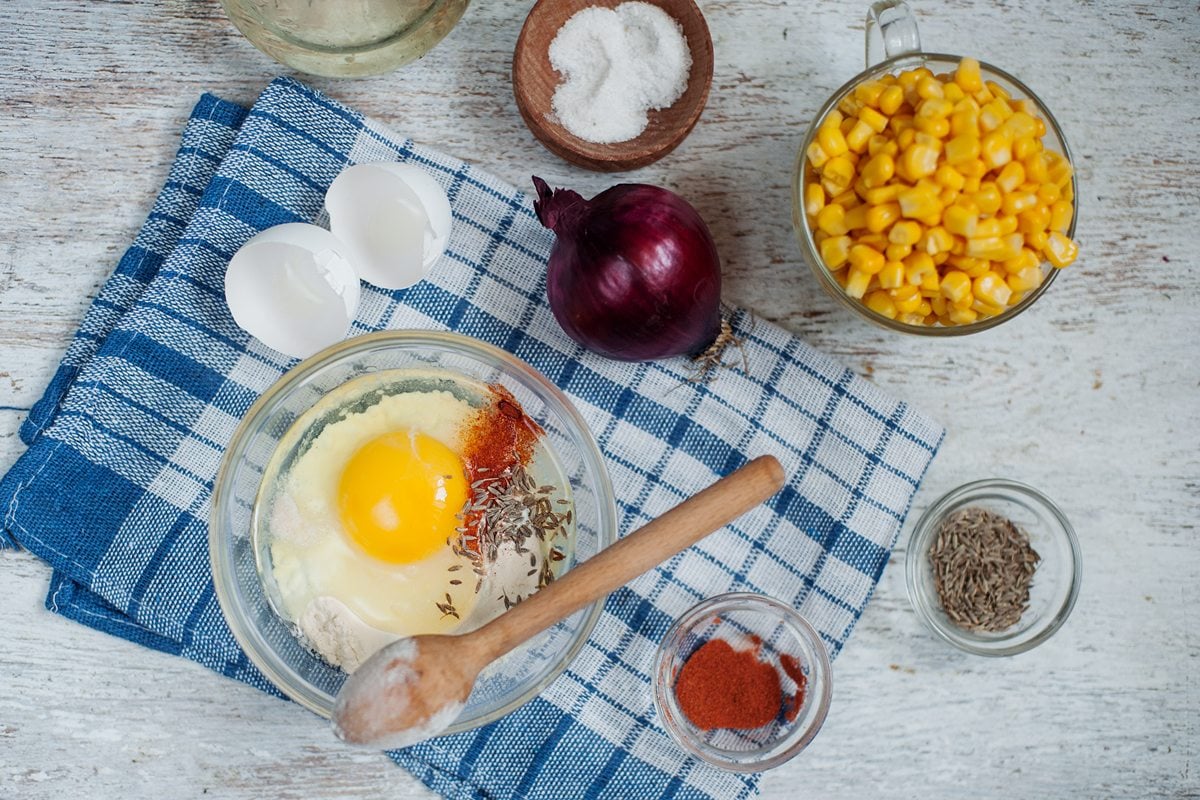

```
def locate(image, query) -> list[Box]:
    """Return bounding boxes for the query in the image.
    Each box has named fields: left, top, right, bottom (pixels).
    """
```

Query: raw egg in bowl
left=210, top=331, right=616, bottom=734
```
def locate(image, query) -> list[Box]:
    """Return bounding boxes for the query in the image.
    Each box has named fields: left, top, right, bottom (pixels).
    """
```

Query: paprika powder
left=674, top=638, right=808, bottom=730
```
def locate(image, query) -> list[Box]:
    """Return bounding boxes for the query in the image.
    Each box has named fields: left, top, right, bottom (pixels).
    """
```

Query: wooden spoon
left=511, top=0, right=714, bottom=172
left=332, top=455, right=786, bottom=749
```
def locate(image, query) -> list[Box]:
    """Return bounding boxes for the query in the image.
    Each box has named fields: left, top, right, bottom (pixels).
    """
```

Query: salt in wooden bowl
left=512, top=0, right=714, bottom=172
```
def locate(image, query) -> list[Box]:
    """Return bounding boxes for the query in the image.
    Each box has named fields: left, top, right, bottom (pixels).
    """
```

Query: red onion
left=532, top=176, right=724, bottom=362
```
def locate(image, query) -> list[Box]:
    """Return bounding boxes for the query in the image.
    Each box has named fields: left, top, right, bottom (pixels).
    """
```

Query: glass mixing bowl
left=791, top=1, right=1079, bottom=335
left=220, top=0, right=469, bottom=78
left=210, top=330, right=616, bottom=734
left=904, top=479, right=1081, bottom=656
left=653, top=593, right=832, bottom=772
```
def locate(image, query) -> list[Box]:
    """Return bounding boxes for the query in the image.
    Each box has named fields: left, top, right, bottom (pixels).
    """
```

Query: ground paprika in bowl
left=652, top=593, right=832, bottom=772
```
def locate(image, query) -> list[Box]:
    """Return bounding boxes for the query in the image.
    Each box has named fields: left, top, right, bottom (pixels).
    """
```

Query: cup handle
left=865, top=0, right=921, bottom=67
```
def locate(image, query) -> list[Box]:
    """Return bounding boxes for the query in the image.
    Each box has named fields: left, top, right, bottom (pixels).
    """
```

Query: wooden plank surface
left=1, top=1, right=1198, bottom=797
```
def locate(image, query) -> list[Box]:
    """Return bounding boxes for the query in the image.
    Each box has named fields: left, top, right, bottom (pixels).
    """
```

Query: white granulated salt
left=548, top=2, right=691, bottom=144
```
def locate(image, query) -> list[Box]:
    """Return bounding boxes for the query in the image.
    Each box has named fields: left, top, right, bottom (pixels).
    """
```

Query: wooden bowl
left=512, top=0, right=714, bottom=172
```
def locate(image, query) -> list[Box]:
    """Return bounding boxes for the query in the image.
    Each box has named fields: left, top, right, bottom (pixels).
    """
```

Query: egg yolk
left=337, top=430, right=468, bottom=564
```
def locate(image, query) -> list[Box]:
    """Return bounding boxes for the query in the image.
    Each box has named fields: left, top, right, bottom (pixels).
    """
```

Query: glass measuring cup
left=791, top=0, right=1078, bottom=335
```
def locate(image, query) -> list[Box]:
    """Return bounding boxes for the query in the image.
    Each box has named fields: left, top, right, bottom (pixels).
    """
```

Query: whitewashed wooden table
left=2, top=1, right=1197, bottom=798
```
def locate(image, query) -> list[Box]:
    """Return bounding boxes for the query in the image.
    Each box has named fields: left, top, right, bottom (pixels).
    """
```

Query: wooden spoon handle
left=471, top=455, right=786, bottom=662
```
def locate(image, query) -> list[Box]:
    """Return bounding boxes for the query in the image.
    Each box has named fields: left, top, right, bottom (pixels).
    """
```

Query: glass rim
left=209, top=329, right=617, bottom=734
left=903, top=478, right=1082, bottom=656
left=792, top=52, right=1079, bottom=336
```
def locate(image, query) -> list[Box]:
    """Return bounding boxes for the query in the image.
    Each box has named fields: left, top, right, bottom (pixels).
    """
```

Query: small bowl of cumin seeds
left=905, top=479, right=1082, bottom=656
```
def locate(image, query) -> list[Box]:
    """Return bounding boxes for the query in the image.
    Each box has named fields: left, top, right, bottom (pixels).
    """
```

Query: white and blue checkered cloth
left=1, top=78, right=943, bottom=799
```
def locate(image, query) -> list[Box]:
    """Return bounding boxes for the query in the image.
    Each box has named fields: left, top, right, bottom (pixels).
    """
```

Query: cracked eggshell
left=325, top=162, right=453, bottom=290
left=225, top=223, right=361, bottom=360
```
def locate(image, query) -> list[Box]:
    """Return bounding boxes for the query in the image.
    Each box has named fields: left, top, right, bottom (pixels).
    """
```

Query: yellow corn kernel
left=921, top=271, right=940, bottom=296
left=865, top=290, right=899, bottom=319
left=940, top=270, right=972, bottom=304
left=944, top=134, right=980, bottom=165
left=867, top=135, right=899, bottom=158
left=866, top=202, right=902, bottom=234
left=985, top=80, right=1011, bottom=101
left=942, top=204, right=978, bottom=237
left=804, top=183, right=826, bottom=218
left=890, top=114, right=915, bottom=134
left=832, top=188, right=861, bottom=209
left=930, top=295, right=948, bottom=316
left=897, top=127, right=917, bottom=151
left=1018, top=205, right=1051, bottom=235
left=819, top=235, right=853, bottom=269
left=846, top=119, right=875, bottom=153
left=1013, top=136, right=1041, bottom=161
left=878, top=260, right=905, bottom=289
left=838, top=101, right=863, bottom=124
left=1006, top=264, right=1043, bottom=292
left=973, top=271, right=1013, bottom=306
left=865, top=184, right=904, bottom=204
left=939, top=187, right=961, bottom=208
left=1002, top=247, right=1041, bottom=274
left=816, top=203, right=848, bottom=236
left=818, top=124, right=849, bottom=158
left=858, top=106, right=889, bottom=134
left=889, top=220, right=923, bottom=246
left=965, top=258, right=993, bottom=278
left=979, top=99, right=1011, bottom=132
left=1027, top=230, right=1049, bottom=252
left=848, top=244, right=886, bottom=275
left=955, top=57, right=984, bottom=92
left=1023, top=153, right=1050, bottom=184
left=844, top=267, right=872, bottom=299
left=1037, top=182, right=1062, bottom=205
left=966, top=233, right=1024, bottom=261
left=860, top=153, right=895, bottom=188
left=1044, top=231, right=1078, bottom=268
left=996, top=162, right=1026, bottom=194
left=900, top=144, right=939, bottom=180
left=858, top=232, right=889, bottom=250
left=878, top=84, right=905, bottom=116
left=898, top=185, right=942, bottom=219
left=945, top=305, right=976, bottom=325
left=806, top=142, right=830, bottom=169
left=1048, top=159, right=1073, bottom=188
left=971, top=298, right=1006, bottom=317
left=1002, top=111, right=1039, bottom=141
left=981, top=130, right=1013, bottom=169
left=844, top=203, right=870, bottom=231
left=891, top=284, right=922, bottom=313
left=921, top=226, right=955, bottom=255
left=914, top=115, right=950, bottom=138
left=935, top=164, right=966, bottom=192
left=996, top=215, right=1019, bottom=235
left=917, top=300, right=933, bottom=317
left=1062, top=181, right=1074, bottom=203
left=973, top=182, right=1003, bottom=215
left=913, top=132, right=944, bottom=152
left=943, top=82, right=965, bottom=103
left=950, top=108, right=979, bottom=138
left=916, top=75, right=945, bottom=100
left=973, top=85, right=994, bottom=105
left=885, top=242, right=913, bottom=262
left=822, top=155, right=856, bottom=194
left=854, top=80, right=888, bottom=108
left=1002, top=191, right=1039, bottom=216
left=916, top=97, right=955, bottom=120
left=1049, top=200, right=1073, bottom=233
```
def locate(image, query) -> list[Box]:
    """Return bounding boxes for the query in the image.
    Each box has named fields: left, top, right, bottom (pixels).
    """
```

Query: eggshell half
left=326, top=163, right=453, bottom=290
left=225, top=223, right=361, bottom=360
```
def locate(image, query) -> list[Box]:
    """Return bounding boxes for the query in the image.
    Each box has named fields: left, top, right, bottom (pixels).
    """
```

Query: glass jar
left=221, top=0, right=469, bottom=78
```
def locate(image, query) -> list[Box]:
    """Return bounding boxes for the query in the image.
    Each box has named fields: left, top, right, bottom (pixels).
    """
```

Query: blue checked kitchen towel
left=0, top=78, right=944, bottom=800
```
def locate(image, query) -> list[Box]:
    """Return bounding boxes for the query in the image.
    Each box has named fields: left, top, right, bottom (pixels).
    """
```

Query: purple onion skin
left=532, top=177, right=723, bottom=362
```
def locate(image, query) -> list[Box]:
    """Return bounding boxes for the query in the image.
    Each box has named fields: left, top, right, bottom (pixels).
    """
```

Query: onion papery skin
left=533, top=177, right=723, bottom=362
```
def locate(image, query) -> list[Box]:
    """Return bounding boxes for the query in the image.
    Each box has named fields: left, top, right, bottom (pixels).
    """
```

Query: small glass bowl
left=905, top=479, right=1082, bottom=656
left=652, top=593, right=832, bottom=772
left=210, top=330, right=617, bottom=735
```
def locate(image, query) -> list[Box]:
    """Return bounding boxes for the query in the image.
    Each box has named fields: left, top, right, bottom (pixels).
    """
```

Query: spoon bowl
left=512, top=0, right=714, bottom=172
